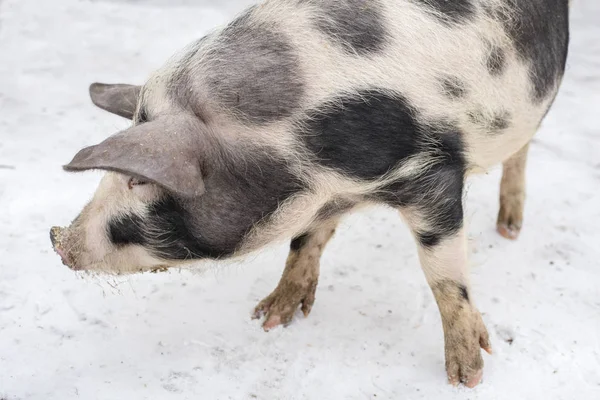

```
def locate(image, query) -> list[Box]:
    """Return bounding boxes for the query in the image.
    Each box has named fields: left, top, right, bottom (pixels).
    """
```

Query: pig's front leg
left=253, top=220, right=338, bottom=330
left=402, top=212, right=492, bottom=388
left=497, top=143, right=529, bottom=240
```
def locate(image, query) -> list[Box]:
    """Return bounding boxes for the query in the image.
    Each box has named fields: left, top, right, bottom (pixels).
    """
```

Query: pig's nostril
left=49, top=227, right=58, bottom=247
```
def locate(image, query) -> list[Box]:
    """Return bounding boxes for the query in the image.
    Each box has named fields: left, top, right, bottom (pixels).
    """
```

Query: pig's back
left=177, top=0, right=569, bottom=171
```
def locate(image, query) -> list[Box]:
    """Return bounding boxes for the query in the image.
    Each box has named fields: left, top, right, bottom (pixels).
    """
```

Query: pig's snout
left=50, top=226, right=72, bottom=267
left=49, top=226, right=60, bottom=247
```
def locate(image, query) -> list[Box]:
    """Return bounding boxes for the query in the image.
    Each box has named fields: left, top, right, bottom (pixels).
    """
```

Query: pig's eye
left=128, top=177, right=148, bottom=190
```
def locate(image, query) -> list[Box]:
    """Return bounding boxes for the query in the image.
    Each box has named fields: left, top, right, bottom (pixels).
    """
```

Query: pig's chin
left=67, top=256, right=174, bottom=276
left=80, top=261, right=172, bottom=276
left=76, top=249, right=175, bottom=276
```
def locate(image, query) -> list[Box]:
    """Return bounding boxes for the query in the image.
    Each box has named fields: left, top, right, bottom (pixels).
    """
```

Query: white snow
left=1, top=0, right=599, bottom=399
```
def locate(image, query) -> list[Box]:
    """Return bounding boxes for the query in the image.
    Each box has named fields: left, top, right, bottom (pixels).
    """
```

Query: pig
left=50, top=0, right=569, bottom=388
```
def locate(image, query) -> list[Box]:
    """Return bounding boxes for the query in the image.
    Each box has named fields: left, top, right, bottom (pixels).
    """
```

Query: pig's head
left=51, top=83, right=304, bottom=274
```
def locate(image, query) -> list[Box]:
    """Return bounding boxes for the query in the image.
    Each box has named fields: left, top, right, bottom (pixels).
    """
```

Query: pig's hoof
left=252, top=280, right=317, bottom=331
left=445, top=311, right=492, bottom=388
left=496, top=222, right=521, bottom=240
left=497, top=198, right=523, bottom=240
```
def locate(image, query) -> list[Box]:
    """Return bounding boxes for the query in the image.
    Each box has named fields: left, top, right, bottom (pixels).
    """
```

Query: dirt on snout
left=50, top=226, right=66, bottom=248
left=50, top=225, right=72, bottom=267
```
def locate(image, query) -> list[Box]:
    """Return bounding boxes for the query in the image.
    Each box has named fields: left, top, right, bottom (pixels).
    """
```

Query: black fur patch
left=109, top=148, right=305, bottom=261
left=486, top=45, right=506, bottom=76
left=416, top=0, right=475, bottom=24
left=459, top=285, right=469, bottom=302
left=299, top=90, right=466, bottom=247
left=108, top=213, right=147, bottom=247
left=417, top=232, right=442, bottom=248
left=108, top=197, right=230, bottom=259
left=416, top=164, right=465, bottom=245
left=441, top=76, right=467, bottom=99
left=469, top=109, right=511, bottom=134
left=434, top=280, right=470, bottom=303
left=163, top=149, right=305, bottom=260
left=204, top=9, right=305, bottom=123
left=492, top=0, right=569, bottom=101
left=311, top=0, right=387, bottom=55
left=290, top=233, right=310, bottom=251
left=299, top=90, right=425, bottom=180
left=373, top=124, right=466, bottom=246
left=490, top=112, right=510, bottom=131
left=146, top=196, right=227, bottom=259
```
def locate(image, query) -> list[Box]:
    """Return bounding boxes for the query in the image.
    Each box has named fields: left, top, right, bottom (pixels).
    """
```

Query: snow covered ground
left=1, top=0, right=599, bottom=398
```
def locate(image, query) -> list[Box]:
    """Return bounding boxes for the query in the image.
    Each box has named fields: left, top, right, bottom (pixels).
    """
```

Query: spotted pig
left=50, top=0, right=570, bottom=388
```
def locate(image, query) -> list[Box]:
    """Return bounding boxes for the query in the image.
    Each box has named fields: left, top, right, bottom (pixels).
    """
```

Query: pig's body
left=135, top=0, right=568, bottom=252
left=52, top=0, right=570, bottom=388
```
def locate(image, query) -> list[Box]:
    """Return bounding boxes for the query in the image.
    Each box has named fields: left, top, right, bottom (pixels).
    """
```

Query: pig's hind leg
left=407, top=224, right=492, bottom=388
left=392, top=162, right=491, bottom=387
left=497, top=143, right=529, bottom=240
left=253, top=219, right=338, bottom=330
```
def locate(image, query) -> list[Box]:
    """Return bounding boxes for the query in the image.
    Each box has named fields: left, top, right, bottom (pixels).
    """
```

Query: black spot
left=290, top=233, right=310, bottom=251
left=493, top=0, right=569, bottom=101
left=459, top=285, right=469, bottom=302
left=106, top=198, right=234, bottom=260
left=108, top=146, right=305, bottom=261
left=310, top=0, right=387, bottom=55
left=441, top=76, right=467, bottom=99
left=146, top=196, right=228, bottom=259
left=469, top=109, right=511, bottom=134
left=415, top=0, right=475, bottom=24
left=418, top=232, right=442, bottom=248
left=435, top=280, right=470, bottom=305
left=486, top=45, right=506, bottom=76
left=150, top=148, right=305, bottom=260
left=373, top=125, right=466, bottom=245
left=373, top=120, right=466, bottom=207
left=490, top=112, right=510, bottom=131
left=108, top=213, right=147, bottom=247
left=418, top=165, right=465, bottom=241
left=204, top=9, right=304, bottom=123
left=299, top=90, right=426, bottom=180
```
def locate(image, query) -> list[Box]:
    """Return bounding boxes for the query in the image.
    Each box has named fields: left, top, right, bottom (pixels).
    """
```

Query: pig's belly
left=464, top=125, right=536, bottom=173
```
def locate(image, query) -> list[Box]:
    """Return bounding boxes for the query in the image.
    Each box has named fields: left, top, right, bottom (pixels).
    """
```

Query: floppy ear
left=64, top=117, right=205, bottom=198
left=89, top=83, right=141, bottom=119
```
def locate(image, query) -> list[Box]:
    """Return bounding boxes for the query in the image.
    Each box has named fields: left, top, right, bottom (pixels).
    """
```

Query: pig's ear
left=63, top=117, right=205, bottom=198
left=89, top=83, right=141, bottom=119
